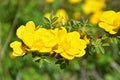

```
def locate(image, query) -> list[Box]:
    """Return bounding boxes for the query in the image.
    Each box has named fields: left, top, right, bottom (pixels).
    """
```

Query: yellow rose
left=54, top=27, right=67, bottom=43
left=53, top=30, right=87, bottom=60
left=16, top=21, right=58, bottom=53
left=10, top=41, right=26, bottom=56
left=31, top=28, right=58, bottom=52
left=98, top=10, right=120, bottom=34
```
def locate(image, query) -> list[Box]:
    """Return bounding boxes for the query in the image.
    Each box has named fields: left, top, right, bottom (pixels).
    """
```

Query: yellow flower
left=55, top=9, right=68, bottom=25
left=46, top=0, right=54, bottom=4
left=89, top=11, right=103, bottom=25
left=54, top=30, right=87, bottom=60
left=16, top=21, right=35, bottom=47
left=98, top=10, right=120, bottom=34
left=82, top=0, right=106, bottom=15
left=47, top=27, right=67, bottom=55
left=68, top=0, right=81, bottom=4
left=52, top=27, right=67, bottom=53
left=16, top=21, right=58, bottom=53
left=13, top=21, right=87, bottom=60
left=31, top=28, right=58, bottom=52
left=54, top=27, right=67, bottom=43
left=10, top=41, right=26, bottom=56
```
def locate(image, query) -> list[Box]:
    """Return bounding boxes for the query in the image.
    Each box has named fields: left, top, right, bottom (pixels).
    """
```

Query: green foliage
left=55, top=59, right=69, bottom=69
left=0, top=0, right=120, bottom=80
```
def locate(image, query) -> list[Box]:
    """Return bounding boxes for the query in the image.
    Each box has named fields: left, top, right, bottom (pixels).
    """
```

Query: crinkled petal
left=99, top=22, right=116, bottom=34
left=10, top=41, right=26, bottom=56
left=22, top=31, right=34, bottom=47
left=60, top=52, right=74, bottom=60
left=26, top=21, right=35, bottom=32
left=99, top=11, right=117, bottom=24
left=16, top=25, right=25, bottom=39
left=75, top=50, right=86, bottom=57
left=54, top=27, right=67, bottom=43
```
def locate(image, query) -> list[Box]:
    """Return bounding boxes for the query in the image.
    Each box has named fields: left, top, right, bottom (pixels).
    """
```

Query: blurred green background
left=0, top=0, right=120, bottom=80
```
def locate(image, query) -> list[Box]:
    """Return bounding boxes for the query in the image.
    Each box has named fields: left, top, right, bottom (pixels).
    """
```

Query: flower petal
left=60, top=52, right=74, bottom=60
left=26, top=21, right=35, bottom=32
left=16, top=25, right=25, bottom=39
left=10, top=41, right=26, bottom=56
left=99, top=11, right=117, bottom=24
left=99, top=22, right=117, bottom=34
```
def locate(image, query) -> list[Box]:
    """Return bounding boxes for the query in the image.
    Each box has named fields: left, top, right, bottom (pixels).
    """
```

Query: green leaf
left=98, top=46, right=105, bottom=54
left=50, top=11, right=54, bottom=21
left=101, top=35, right=108, bottom=40
left=51, top=17, right=58, bottom=23
left=43, top=59, right=51, bottom=64
left=95, top=39, right=101, bottom=45
left=55, top=59, right=69, bottom=69
left=39, top=59, right=44, bottom=68
left=60, top=60, right=69, bottom=69
left=33, top=56, right=41, bottom=62
left=95, top=46, right=101, bottom=54
left=55, top=60, right=63, bottom=64
left=60, top=63, right=66, bottom=69
left=117, top=36, right=120, bottom=39
left=110, top=37, right=118, bottom=45
left=102, top=43, right=110, bottom=46
left=113, top=37, right=118, bottom=44
left=43, top=17, right=50, bottom=23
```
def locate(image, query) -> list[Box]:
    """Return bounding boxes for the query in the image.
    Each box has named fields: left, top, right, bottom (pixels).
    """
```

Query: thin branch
left=79, top=59, right=88, bottom=80
left=110, top=61, right=120, bottom=74
left=87, top=68, right=103, bottom=80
